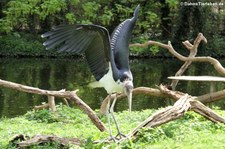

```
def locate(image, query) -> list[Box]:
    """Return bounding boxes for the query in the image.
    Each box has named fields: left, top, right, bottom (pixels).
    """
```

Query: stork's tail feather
left=88, top=81, right=103, bottom=88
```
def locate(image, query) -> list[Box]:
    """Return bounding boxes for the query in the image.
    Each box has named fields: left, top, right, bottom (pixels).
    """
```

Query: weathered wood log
left=34, top=96, right=57, bottom=111
left=159, top=85, right=225, bottom=124
left=116, top=85, right=225, bottom=143
left=48, top=96, right=56, bottom=112
left=198, top=89, right=225, bottom=103
left=10, top=134, right=82, bottom=147
left=125, top=94, right=190, bottom=139
left=0, top=79, right=107, bottom=132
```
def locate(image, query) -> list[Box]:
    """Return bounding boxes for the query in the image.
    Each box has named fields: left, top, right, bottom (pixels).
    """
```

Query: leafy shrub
left=0, top=32, right=44, bottom=57
left=25, top=109, right=59, bottom=123
left=135, top=127, right=167, bottom=143
left=25, top=104, right=85, bottom=123
left=0, top=32, right=80, bottom=57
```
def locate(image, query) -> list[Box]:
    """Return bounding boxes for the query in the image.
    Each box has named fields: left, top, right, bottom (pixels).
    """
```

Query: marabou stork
left=42, top=5, right=140, bottom=139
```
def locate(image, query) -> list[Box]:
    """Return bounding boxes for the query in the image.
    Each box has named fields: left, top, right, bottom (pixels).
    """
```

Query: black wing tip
left=133, top=4, right=140, bottom=18
left=41, top=33, right=49, bottom=38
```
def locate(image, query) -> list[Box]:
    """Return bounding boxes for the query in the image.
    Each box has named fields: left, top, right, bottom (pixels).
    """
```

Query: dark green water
left=0, top=58, right=225, bottom=117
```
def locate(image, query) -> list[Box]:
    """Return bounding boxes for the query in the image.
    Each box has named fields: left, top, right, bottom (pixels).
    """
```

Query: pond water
left=1, top=58, right=225, bottom=117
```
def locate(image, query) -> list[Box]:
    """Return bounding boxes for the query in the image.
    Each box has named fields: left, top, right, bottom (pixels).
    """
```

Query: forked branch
left=130, top=33, right=225, bottom=77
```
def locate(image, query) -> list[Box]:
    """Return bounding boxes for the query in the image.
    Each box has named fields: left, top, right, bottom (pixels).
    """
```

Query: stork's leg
left=106, top=97, right=116, bottom=142
left=109, top=95, right=126, bottom=139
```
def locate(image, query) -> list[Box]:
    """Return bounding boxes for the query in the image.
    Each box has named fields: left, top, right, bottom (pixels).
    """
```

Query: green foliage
left=135, top=127, right=166, bottom=143
left=25, top=104, right=84, bottom=123
left=99, top=7, right=113, bottom=26
left=171, top=0, right=225, bottom=57
left=0, top=32, right=81, bottom=57
left=82, top=2, right=100, bottom=21
left=166, top=0, right=179, bottom=9
left=0, top=0, right=161, bottom=35
left=0, top=32, right=44, bottom=56
left=25, top=109, right=59, bottom=123
left=0, top=0, right=66, bottom=33
left=119, top=110, right=225, bottom=148
left=130, top=35, right=160, bottom=56
left=0, top=0, right=224, bottom=57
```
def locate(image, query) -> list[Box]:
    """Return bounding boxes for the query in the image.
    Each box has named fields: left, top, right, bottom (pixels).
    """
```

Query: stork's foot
left=115, top=132, right=127, bottom=140
left=108, top=133, right=126, bottom=143
left=108, top=135, right=117, bottom=143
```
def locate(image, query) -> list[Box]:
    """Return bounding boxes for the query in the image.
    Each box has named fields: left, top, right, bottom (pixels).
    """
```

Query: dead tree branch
left=125, top=94, right=190, bottom=139
left=130, top=33, right=225, bottom=104
left=171, top=33, right=207, bottom=89
left=0, top=79, right=106, bottom=132
left=130, top=33, right=225, bottom=77
left=116, top=85, right=225, bottom=143
left=100, top=87, right=163, bottom=114
left=198, top=89, right=225, bottom=103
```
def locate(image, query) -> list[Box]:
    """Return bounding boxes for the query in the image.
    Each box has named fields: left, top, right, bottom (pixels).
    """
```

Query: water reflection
left=0, top=58, right=225, bottom=117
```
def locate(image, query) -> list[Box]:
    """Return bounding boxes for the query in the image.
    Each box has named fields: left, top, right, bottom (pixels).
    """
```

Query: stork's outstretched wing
left=42, top=24, right=115, bottom=81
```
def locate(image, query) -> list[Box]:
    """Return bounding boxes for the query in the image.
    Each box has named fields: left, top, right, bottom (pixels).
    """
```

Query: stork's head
left=122, top=77, right=133, bottom=114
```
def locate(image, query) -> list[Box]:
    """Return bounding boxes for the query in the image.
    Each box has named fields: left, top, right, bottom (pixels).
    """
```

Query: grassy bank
left=1, top=104, right=225, bottom=148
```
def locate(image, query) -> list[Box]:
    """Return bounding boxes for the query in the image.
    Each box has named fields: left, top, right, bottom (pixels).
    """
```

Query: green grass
left=1, top=104, right=225, bottom=148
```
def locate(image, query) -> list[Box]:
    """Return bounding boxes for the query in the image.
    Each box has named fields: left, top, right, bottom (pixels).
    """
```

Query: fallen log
left=116, top=85, right=225, bottom=143
left=10, top=134, right=82, bottom=148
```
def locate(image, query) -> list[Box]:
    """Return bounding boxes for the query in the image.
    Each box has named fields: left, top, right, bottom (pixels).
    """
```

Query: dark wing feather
left=111, top=5, right=139, bottom=71
left=42, top=24, right=117, bottom=81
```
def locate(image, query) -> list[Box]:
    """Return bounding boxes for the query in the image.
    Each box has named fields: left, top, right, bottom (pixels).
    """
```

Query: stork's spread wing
left=42, top=24, right=112, bottom=81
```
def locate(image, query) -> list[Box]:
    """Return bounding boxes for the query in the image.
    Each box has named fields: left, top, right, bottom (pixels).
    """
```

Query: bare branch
left=130, top=33, right=225, bottom=77
left=171, top=33, right=207, bottom=89
left=48, top=96, right=56, bottom=112
left=182, top=40, right=193, bottom=50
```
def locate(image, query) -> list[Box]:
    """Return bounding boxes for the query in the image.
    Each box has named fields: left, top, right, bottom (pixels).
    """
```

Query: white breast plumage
left=88, top=62, right=123, bottom=94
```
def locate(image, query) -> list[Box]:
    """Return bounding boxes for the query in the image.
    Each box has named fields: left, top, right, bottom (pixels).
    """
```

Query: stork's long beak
left=123, top=80, right=133, bottom=115
left=127, top=90, right=133, bottom=114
